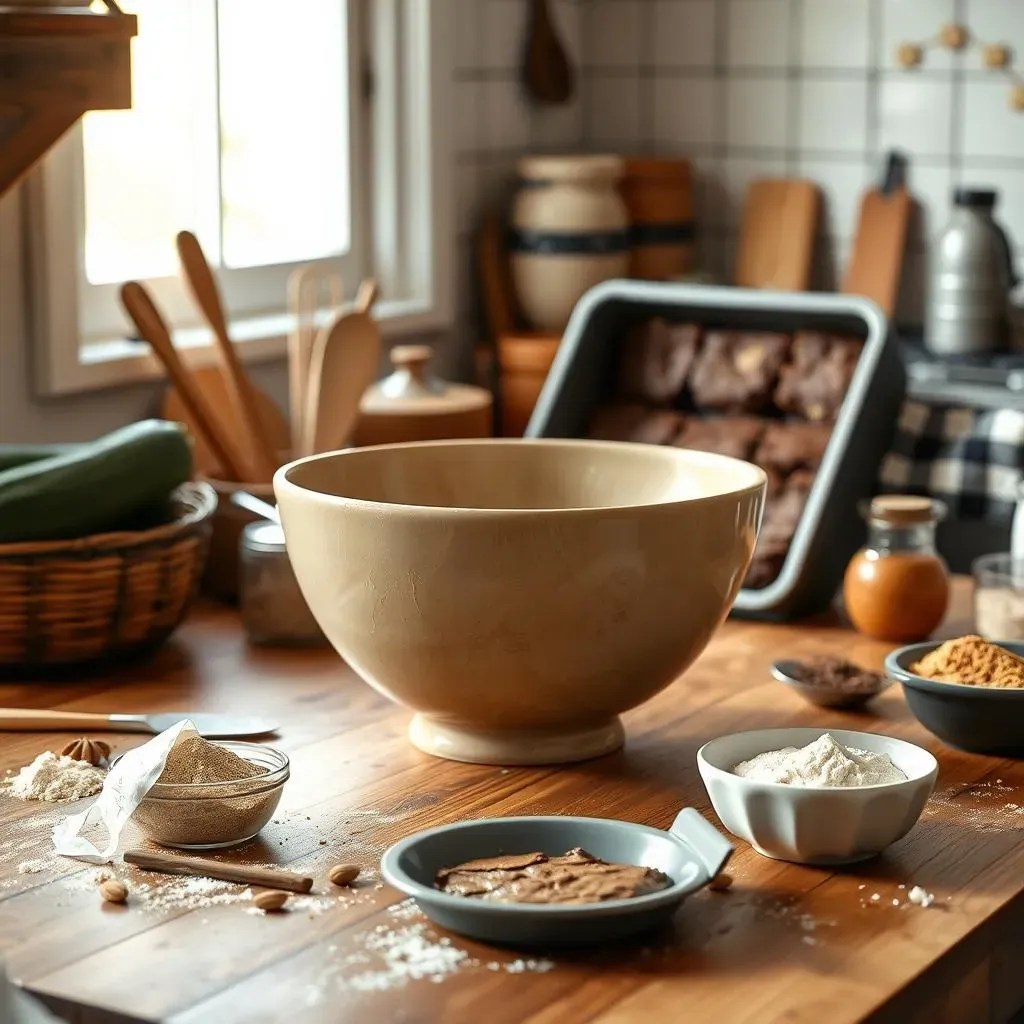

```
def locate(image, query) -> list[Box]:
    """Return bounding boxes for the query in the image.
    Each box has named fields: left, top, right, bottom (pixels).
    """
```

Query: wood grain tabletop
left=1, top=578, right=1023, bottom=1024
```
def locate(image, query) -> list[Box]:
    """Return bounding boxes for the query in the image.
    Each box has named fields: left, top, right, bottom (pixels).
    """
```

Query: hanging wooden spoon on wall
left=523, top=0, right=574, bottom=105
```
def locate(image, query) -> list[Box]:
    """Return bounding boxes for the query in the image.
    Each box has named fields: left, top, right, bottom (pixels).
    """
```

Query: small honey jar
left=843, top=495, right=950, bottom=643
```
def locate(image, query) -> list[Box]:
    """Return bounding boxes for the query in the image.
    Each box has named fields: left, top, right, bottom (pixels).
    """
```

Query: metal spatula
left=0, top=709, right=278, bottom=738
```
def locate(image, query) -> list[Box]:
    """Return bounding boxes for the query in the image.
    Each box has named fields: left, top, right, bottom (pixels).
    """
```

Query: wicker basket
left=0, top=481, right=217, bottom=670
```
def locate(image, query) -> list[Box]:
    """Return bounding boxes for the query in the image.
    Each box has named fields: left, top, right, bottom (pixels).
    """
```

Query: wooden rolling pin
left=123, top=849, right=314, bottom=894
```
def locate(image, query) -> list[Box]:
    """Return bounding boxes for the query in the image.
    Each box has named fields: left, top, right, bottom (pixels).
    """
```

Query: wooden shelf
left=0, top=4, right=137, bottom=198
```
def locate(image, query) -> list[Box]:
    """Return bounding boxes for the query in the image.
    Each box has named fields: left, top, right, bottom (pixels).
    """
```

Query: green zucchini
left=0, top=420, right=194, bottom=544
left=0, top=443, right=79, bottom=472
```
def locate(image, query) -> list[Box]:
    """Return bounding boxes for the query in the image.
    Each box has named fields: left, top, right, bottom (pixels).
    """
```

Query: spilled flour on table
left=923, top=778, right=1024, bottom=832
left=303, top=900, right=556, bottom=1003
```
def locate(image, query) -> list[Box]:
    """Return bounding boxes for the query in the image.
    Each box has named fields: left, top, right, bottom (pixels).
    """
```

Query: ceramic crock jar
left=351, top=344, right=493, bottom=447
left=510, top=155, right=630, bottom=332
left=843, top=495, right=950, bottom=643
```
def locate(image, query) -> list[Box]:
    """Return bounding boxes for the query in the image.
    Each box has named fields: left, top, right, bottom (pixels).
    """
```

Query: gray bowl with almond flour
left=379, top=809, right=732, bottom=947
left=886, top=641, right=1024, bottom=757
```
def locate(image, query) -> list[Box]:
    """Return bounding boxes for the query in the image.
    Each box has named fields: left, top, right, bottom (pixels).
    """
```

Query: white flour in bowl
left=733, top=733, right=906, bottom=787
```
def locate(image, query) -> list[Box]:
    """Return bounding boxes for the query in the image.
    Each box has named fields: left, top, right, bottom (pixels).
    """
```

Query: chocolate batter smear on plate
left=435, top=848, right=672, bottom=905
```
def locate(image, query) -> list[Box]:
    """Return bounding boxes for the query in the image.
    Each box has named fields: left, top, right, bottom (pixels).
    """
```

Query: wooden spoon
left=523, top=0, right=574, bottom=105
left=303, top=278, right=382, bottom=455
left=119, top=281, right=249, bottom=482
left=175, top=230, right=278, bottom=482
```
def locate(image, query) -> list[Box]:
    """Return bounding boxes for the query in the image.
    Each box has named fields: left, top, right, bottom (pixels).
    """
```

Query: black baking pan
left=526, top=280, right=906, bottom=621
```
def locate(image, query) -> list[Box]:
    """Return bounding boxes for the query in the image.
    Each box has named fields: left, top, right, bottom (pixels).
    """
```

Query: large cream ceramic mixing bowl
left=274, top=439, right=765, bottom=765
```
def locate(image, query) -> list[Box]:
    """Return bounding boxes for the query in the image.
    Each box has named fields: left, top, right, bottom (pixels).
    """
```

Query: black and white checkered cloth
left=880, top=400, right=1024, bottom=521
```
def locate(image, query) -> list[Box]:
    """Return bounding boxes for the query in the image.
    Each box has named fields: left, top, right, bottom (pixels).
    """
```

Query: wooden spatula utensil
left=160, top=367, right=290, bottom=480
left=303, top=278, right=382, bottom=455
left=176, top=230, right=279, bottom=482
left=119, top=280, right=250, bottom=482
left=841, top=151, right=911, bottom=319
left=523, top=0, right=574, bottom=105
left=735, top=179, right=820, bottom=291
left=287, top=265, right=344, bottom=457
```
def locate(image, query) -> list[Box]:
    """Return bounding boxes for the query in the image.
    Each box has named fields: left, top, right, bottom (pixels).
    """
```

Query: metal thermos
left=925, top=188, right=1018, bottom=356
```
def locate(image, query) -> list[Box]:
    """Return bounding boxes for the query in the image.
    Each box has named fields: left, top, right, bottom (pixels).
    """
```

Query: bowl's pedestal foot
left=408, top=715, right=625, bottom=765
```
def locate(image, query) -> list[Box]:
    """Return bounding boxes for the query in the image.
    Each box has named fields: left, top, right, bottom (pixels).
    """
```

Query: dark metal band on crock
left=508, top=228, right=631, bottom=256
left=630, top=220, right=696, bottom=246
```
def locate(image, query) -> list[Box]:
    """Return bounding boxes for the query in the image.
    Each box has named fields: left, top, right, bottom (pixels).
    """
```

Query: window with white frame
left=29, top=0, right=453, bottom=395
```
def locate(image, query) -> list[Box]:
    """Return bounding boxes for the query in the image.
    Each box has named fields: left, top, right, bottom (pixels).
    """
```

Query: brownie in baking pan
left=753, top=421, right=833, bottom=475
left=689, top=331, right=792, bottom=414
left=744, top=470, right=815, bottom=589
left=618, top=319, right=701, bottom=404
left=587, top=403, right=683, bottom=445
left=744, top=553, right=785, bottom=591
left=673, top=416, right=766, bottom=462
left=774, top=331, right=863, bottom=422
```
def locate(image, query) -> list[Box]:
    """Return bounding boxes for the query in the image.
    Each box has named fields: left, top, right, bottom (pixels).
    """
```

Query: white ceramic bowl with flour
left=697, top=728, right=938, bottom=865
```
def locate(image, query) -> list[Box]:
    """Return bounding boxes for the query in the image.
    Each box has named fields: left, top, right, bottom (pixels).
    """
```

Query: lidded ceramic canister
left=351, top=344, right=493, bottom=447
left=510, top=155, right=630, bottom=333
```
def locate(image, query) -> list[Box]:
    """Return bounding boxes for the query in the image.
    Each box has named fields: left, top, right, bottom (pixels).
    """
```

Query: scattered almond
left=328, top=863, right=360, bottom=887
left=61, top=737, right=111, bottom=767
left=708, top=872, right=733, bottom=893
left=99, top=879, right=128, bottom=904
left=253, top=890, right=289, bottom=912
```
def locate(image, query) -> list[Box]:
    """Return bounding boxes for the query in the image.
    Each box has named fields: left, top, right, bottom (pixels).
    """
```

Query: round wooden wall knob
left=941, top=23, right=969, bottom=50
left=896, top=43, right=923, bottom=68
left=983, top=43, right=1011, bottom=69
left=1011, top=84, right=1024, bottom=112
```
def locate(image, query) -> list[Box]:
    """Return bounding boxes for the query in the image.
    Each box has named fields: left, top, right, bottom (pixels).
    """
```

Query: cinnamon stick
left=122, top=848, right=314, bottom=894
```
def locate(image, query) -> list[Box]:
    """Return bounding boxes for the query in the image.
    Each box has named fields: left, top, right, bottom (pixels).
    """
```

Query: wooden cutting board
left=161, top=366, right=290, bottom=480
left=841, top=152, right=911, bottom=319
left=735, top=178, right=820, bottom=291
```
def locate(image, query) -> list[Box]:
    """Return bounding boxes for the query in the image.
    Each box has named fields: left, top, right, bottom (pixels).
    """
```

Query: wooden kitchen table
left=2, top=578, right=1024, bottom=1024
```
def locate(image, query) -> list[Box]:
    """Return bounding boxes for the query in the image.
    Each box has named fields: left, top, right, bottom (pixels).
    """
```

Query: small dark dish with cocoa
left=772, top=655, right=890, bottom=710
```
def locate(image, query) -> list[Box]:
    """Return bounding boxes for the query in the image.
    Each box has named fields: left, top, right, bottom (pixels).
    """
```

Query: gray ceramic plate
left=379, top=809, right=732, bottom=947
left=885, top=641, right=1024, bottom=756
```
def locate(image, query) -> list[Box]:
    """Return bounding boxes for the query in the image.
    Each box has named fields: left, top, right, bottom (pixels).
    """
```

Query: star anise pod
left=60, top=737, right=111, bottom=766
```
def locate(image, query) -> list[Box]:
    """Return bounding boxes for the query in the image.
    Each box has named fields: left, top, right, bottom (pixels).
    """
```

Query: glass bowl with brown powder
left=127, top=737, right=289, bottom=850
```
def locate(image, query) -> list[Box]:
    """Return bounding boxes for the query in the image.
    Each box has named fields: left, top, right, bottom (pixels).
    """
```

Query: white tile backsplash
left=962, top=79, right=1024, bottom=161
left=903, top=163, right=954, bottom=243
left=796, top=158, right=870, bottom=240
left=880, top=0, right=958, bottom=72
left=725, top=78, right=789, bottom=149
left=962, top=0, right=1024, bottom=68
left=720, top=154, right=788, bottom=227
left=450, top=0, right=1024, bottom=330
left=652, top=0, right=717, bottom=69
left=453, top=0, right=480, bottom=73
left=878, top=76, right=954, bottom=158
left=798, top=79, right=869, bottom=154
left=654, top=75, right=719, bottom=149
left=725, top=0, right=792, bottom=69
left=584, top=0, right=643, bottom=69
left=454, top=80, right=480, bottom=156
left=799, top=0, right=871, bottom=69
left=481, top=0, right=529, bottom=71
left=482, top=80, right=533, bottom=151
left=584, top=74, right=643, bottom=147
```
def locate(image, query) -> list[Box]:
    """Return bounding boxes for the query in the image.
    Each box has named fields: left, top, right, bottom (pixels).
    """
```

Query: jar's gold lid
left=868, top=495, right=946, bottom=524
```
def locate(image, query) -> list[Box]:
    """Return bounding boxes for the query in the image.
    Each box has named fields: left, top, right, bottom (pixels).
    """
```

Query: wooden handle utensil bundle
left=119, top=281, right=249, bottom=482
